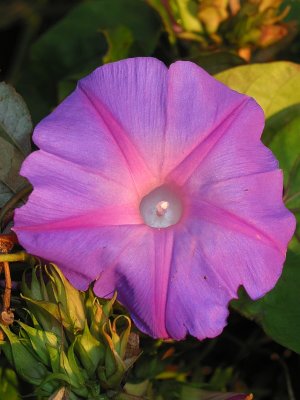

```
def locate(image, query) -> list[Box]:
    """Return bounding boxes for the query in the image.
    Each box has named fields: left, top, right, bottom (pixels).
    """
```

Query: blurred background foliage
left=1, top=1, right=300, bottom=399
left=1, top=0, right=300, bottom=122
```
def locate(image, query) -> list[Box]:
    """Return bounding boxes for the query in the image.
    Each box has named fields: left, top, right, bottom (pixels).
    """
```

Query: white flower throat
left=139, top=185, right=183, bottom=228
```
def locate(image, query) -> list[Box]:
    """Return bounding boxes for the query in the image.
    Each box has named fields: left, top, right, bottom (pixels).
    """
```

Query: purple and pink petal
left=14, top=57, right=295, bottom=340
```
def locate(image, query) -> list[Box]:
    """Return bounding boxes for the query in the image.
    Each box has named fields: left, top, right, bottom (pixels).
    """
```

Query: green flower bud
left=2, top=264, right=138, bottom=399
left=98, top=316, right=140, bottom=390
left=0, top=324, right=49, bottom=385
left=75, top=322, right=105, bottom=376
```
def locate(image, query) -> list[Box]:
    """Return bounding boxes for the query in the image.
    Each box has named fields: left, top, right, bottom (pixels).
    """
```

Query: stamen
left=156, top=201, right=169, bottom=217
left=139, top=185, right=183, bottom=228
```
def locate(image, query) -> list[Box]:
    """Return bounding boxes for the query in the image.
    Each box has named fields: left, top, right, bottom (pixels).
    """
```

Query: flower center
left=139, top=185, right=183, bottom=228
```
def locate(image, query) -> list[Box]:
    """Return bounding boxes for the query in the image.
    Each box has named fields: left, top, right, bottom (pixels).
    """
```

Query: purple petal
left=94, top=228, right=174, bottom=338
left=32, top=87, right=136, bottom=190
left=14, top=58, right=295, bottom=340
left=166, top=225, right=231, bottom=339
left=15, top=150, right=141, bottom=229
left=163, top=61, right=256, bottom=178
left=185, top=171, right=294, bottom=300
left=77, top=57, right=168, bottom=185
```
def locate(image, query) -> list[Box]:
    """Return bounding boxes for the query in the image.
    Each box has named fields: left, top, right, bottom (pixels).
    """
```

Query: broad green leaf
left=231, top=251, right=300, bottom=354
left=215, top=62, right=300, bottom=118
left=263, top=104, right=300, bottom=249
left=17, top=0, right=161, bottom=123
left=265, top=105, right=300, bottom=207
left=0, top=83, right=32, bottom=207
left=0, top=138, right=26, bottom=207
left=0, top=82, right=32, bottom=155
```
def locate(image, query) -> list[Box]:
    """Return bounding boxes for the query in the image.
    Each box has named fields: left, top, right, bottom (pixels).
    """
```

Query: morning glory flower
left=14, top=58, right=295, bottom=340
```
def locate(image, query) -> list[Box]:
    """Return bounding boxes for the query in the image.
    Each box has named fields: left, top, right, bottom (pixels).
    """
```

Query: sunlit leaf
left=216, top=62, right=300, bottom=118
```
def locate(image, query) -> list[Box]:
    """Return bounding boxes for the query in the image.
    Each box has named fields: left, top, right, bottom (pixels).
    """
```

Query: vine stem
left=0, top=236, right=15, bottom=336
left=0, top=251, right=32, bottom=263
left=2, top=262, right=11, bottom=312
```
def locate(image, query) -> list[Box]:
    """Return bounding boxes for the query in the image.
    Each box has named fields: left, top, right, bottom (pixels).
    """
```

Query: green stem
left=0, top=251, right=32, bottom=263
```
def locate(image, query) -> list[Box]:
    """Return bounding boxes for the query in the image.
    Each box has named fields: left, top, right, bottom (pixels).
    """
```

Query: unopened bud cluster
left=149, top=0, right=291, bottom=59
left=0, top=264, right=140, bottom=400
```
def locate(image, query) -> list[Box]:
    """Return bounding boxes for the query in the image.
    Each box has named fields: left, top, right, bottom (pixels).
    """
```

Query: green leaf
left=231, top=251, right=300, bottom=354
left=103, top=26, right=134, bottom=64
left=215, top=62, right=300, bottom=118
left=0, top=366, right=20, bottom=400
left=265, top=105, right=300, bottom=202
left=0, top=138, right=27, bottom=208
left=0, top=82, right=32, bottom=207
left=0, top=82, right=32, bottom=155
left=262, top=104, right=300, bottom=249
left=17, top=0, right=161, bottom=122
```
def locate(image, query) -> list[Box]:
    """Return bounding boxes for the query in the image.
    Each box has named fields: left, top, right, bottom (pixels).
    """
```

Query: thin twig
left=0, top=238, right=15, bottom=330
left=3, top=262, right=11, bottom=312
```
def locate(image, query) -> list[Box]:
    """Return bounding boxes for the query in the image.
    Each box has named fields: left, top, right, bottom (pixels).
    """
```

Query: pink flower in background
left=14, top=58, right=295, bottom=340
